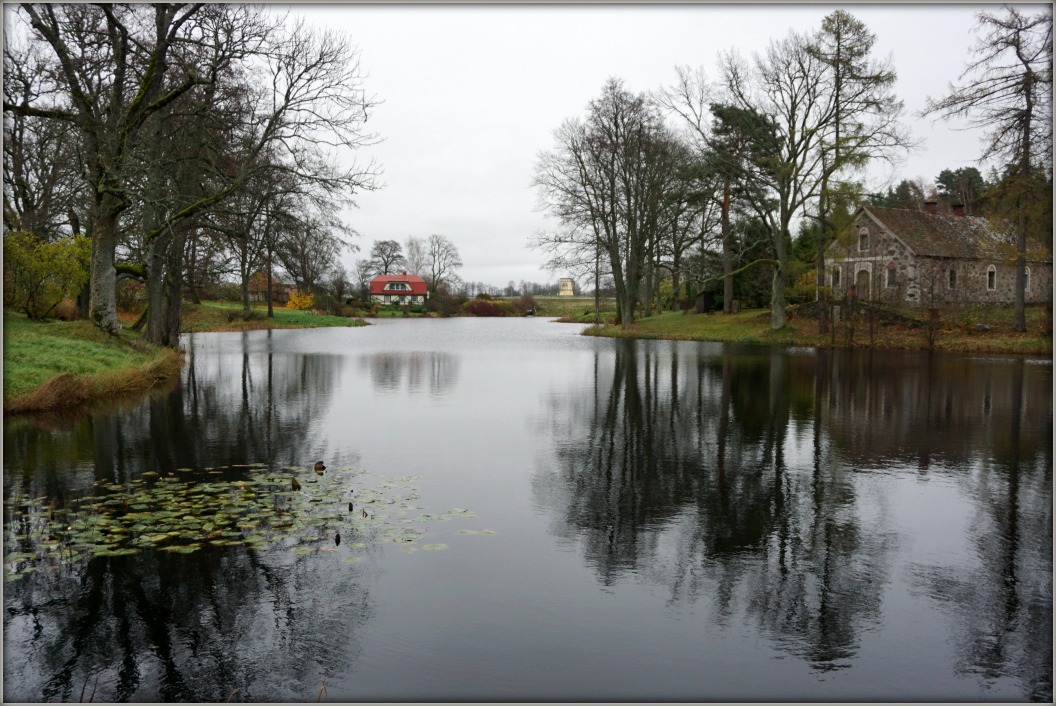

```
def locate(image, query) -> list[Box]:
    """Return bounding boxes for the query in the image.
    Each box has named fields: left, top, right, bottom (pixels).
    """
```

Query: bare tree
left=721, top=35, right=835, bottom=330
left=924, top=6, right=1053, bottom=331
left=6, top=6, right=381, bottom=344
left=273, top=210, right=349, bottom=295
left=425, top=234, right=462, bottom=292
left=5, top=4, right=220, bottom=334
left=533, top=78, right=683, bottom=326
left=367, top=239, right=406, bottom=275
left=404, top=235, right=428, bottom=278
left=2, top=33, right=82, bottom=241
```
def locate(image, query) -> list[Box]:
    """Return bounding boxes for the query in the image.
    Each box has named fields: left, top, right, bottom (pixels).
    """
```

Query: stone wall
left=826, top=215, right=1053, bottom=307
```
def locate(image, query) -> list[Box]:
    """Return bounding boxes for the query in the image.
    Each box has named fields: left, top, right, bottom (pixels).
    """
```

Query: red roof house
left=370, top=273, right=428, bottom=304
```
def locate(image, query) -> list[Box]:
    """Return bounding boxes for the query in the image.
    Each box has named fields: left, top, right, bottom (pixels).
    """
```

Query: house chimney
left=923, top=200, right=938, bottom=215
left=951, top=203, right=965, bottom=217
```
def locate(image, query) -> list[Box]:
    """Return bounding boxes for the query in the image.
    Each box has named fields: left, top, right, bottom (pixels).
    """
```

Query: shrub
left=3, top=231, right=90, bottom=320
left=116, top=279, right=147, bottom=314
left=54, top=298, right=80, bottom=321
left=426, top=290, right=462, bottom=317
left=464, top=298, right=517, bottom=317
left=515, top=294, right=538, bottom=314
left=287, top=290, right=314, bottom=311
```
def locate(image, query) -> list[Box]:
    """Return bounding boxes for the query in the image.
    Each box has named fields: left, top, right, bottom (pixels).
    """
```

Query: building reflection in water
left=359, top=351, right=460, bottom=397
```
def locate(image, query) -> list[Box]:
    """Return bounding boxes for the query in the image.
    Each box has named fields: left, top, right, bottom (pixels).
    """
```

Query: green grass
left=3, top=311, right=182, bottom=405
left=583, top=306, right=1053, bottom=356
left=180, top=301, right=366, bottom=332
left=585, top=309, right=813, bottom=346
left=527, top=296, right=617, bottom=320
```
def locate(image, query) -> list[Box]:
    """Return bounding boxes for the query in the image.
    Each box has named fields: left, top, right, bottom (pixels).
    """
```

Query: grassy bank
left=530, top=295, right=618, bottom=321
left=177, top=301, right=367, bottom=332
left=583, top=307, right=1053, bottom=356
left=4, top=312, right=185, bottom=414
left=7, top=300, right=367, bottom=414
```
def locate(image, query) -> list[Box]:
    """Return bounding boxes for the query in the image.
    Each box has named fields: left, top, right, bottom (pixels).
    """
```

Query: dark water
left=3, top=318, right=1052, bottom=702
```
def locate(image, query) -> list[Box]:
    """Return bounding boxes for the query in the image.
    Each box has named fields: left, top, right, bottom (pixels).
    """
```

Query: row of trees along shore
left=531, top=7, right=1052, bottom=332
left=4, top=5, right=379, bottom=346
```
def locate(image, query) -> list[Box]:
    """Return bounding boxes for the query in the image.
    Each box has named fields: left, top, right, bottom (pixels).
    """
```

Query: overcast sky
left=282, top=3, right=1020, bottom=288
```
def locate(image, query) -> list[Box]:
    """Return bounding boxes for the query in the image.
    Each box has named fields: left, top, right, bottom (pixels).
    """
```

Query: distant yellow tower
left=558, top=277, right=575, bottom=297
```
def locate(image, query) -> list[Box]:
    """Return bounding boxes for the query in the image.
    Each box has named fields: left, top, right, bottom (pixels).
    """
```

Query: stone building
left=558, top=277, right=575, bottom=297
left=825, top=204, right=1052, bottom=307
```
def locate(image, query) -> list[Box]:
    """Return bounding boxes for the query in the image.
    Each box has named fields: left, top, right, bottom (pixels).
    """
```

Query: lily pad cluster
left=4, top=464, right=494, bottom=581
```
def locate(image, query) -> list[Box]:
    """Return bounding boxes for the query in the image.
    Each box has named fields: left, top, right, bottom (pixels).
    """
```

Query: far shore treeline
left=3, top=5, right=1052, bottom=351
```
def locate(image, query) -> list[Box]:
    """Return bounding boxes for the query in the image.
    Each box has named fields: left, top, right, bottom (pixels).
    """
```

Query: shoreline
left=5, top=304, right=1050, bottom=416
left=574, top=308, right=1053, bottom=358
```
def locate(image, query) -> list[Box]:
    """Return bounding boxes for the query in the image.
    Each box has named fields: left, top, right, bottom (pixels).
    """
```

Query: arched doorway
left=856, top=269, right=871, bottom=300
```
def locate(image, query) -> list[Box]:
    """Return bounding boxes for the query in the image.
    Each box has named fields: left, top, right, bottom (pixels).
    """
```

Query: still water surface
left=4, top=318, right=1052, bottom=702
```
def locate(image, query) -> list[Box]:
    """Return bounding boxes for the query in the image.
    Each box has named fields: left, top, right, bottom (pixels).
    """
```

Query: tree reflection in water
left=535, top=341, right=1050, bottom=696
left=906, top=358, right=1053, bottom=702
left=3, top=331, right=375, bottom=701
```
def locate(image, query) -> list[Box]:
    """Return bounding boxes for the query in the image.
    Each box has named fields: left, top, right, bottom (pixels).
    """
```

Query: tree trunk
left=770, top=220, right=790, bottom=331
left=816, top=190, right=830, bottom=335
left=144, top=235, right=168, bottom=345
left=671, top=256, right=682, bottom=312
left=88, top=205, right=121, bottom=334
left=1013, top=72, right=1032, bottom=333
left=721, top=177, right=733, bottom=314
left=240, top=239, right=252, bottom=317
left=162, top=243, right=183, bottom=347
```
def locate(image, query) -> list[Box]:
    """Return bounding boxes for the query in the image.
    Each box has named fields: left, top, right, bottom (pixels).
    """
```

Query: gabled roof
left=369, top=273, right=428, bottom=295
left=857, top=205, right=1051, bottom=262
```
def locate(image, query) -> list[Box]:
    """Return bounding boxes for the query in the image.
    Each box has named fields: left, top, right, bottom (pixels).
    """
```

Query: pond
left=3, top=317, right=1052, bottom=702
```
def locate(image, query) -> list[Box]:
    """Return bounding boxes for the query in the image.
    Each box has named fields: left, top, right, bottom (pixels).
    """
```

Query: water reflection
left=358, top=352, right=460, bottom=396
left=906, top=359, right=1053, bottom=702
left=4, top=322, right=1052, bottom=702
left=536, top=342, right=1051, bottom=695
left=3, top=331, right=367, bottom=701
left=7, top=332, right=351, bottom=490
left=4, top=542, right=378, bottom=701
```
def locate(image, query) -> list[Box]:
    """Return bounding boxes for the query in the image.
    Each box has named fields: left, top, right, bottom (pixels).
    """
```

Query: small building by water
left=558, top=277, right=575, bottom=297
left=826, top=204, right=1053, bottom=306
left=370, top=273, right=428, bottom=305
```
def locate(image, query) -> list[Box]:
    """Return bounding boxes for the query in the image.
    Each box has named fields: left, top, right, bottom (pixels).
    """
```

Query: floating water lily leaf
left=422, top=544, right=448, bottom=551
left=5, top=463, right=482, bottom=579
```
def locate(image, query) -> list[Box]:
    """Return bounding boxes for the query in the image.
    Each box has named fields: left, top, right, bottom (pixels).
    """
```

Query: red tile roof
left=370, top=274, right=428, bottom=296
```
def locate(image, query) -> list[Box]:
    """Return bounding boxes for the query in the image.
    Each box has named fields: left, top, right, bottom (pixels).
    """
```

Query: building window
left=858, top=227, right=869, bottom=251
left=832, top=267, right=841, bottom=288
left=948, top=269, right=956, bottom=289
left=987, top=265, right=996, bottom=291
left=886, top=267, right=897, bottom=287
left=1025, top=267, right=1031, bottom=291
